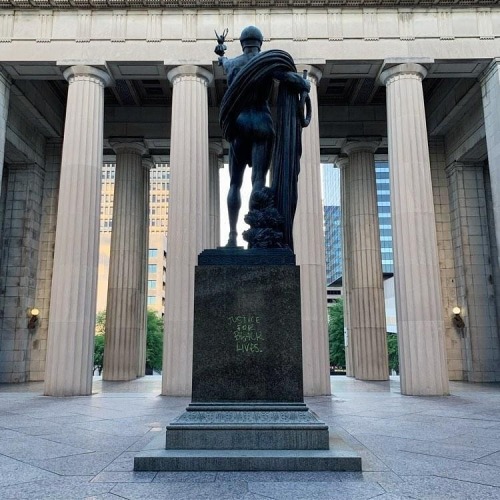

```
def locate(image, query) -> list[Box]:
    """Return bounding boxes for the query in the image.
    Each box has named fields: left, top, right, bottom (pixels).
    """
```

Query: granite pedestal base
left=135, top=249, right=361, bottom=471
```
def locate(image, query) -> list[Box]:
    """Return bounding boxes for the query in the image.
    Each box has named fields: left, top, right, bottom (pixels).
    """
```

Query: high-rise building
left=322, top=160, right=394, bottom=297
left=375, top=161, right=394, bottom=275
left=96, top=163, right=170, bottom=317
left=322, top=165, right=342, bottom=287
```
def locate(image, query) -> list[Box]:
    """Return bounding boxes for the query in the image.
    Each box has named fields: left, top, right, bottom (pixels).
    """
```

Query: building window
left=148, top=280, right=156, bottom=289
left=148, top=264, right=157, bottom=274
left=149, top=248, right=158, bottom=258
left=147, top=296, right=156, bottom=305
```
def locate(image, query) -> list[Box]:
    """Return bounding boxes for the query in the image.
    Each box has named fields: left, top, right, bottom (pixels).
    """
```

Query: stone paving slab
left=0, top=375, right=498, bottom=499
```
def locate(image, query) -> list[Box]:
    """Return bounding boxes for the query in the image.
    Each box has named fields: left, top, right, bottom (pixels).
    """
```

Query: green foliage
left=96, top=310, right=106, bottom=335
left=94, top=334, right=105, bottom=375
left=146, top=310, right=163, bottom=372
left=93, top=309, right=164, bottom=374
left=328, top=299, right=345, bottom=368
left=387, top=334, right=399, bottom=374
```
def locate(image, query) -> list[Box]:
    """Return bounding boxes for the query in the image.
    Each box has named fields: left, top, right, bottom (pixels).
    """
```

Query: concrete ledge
left=134, top=434, right=361, bottom=472
left=134, top=447, right=361, bottom=472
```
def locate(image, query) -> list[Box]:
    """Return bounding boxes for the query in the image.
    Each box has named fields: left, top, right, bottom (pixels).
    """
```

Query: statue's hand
left=215, top=44, right=226, bottom=56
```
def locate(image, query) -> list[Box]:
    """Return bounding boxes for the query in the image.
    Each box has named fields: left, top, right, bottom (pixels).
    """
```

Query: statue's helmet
left=239, top=26, right=264, bottom=49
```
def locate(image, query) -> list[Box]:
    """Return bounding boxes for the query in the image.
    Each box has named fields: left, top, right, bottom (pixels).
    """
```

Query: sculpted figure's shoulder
left=221, top=54, right=252, bottom=85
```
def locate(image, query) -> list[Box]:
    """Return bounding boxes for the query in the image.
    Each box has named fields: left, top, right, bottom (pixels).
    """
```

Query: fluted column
left=337, top=156, right=355, bottom=377
left=44, top=65, right=111, bottom=396
left=342, top=139, right=388, bottom=381
left=209, top=143, right=222, bottom=248
left=0, top=70, right=10, bottom=199
left=480, top=59, right=500, bottom=270
left=380, top=63, right=449, bottom=395
left=294, top=66, right=330, bottom=396
left=162, top=65, right=212, bottom=396
left=138, top=156, right=153, bottom=377
left=103, top=139, right=147, bottom=381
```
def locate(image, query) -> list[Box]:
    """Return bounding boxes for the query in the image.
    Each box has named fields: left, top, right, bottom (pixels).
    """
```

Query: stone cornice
left=0, top=0, right=498, bottom=9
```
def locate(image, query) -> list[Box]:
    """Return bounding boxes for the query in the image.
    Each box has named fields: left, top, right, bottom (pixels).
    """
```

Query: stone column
left=138, top=156, right=153, bottom=377
left=342, top=139, right=388, bottom=381
left=337, top=156, right=355, bottom=377
left=44, top=65, right=111, bottom=396
left=0, top=69, right=11, bottom=198
left=294, top=65, right=330, bottom=396
left=0, top=162, right=45, bottom=383
left=208, top=143, right=222, bottom=248
left=103, top=139, right=147, bottom=381
left=162, top=65, right=212, bottom=396
left=380, top=63, right=449, bottom=395
left=480, top=59, right=500, bottom=271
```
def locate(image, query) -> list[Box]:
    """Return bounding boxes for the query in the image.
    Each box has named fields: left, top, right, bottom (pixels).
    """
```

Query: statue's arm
left=274, top=71, right=311, bottom=93
left=218, top=56, right=229, bottom=69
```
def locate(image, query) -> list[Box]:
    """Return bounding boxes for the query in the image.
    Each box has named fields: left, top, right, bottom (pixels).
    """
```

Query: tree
left=94, top=309, right=164, bottom=374
left=328, top=299, right=345, bottom=368
left=146, top=310, right=163, bottom=372
left=94, top=334, right=105, bottom=375
left=96, top=310, right=106, bottom=335
left=387, top=334, right=399, bottom=374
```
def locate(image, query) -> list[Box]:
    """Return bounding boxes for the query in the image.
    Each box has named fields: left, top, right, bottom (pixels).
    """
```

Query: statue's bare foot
left=226, top=231, right=238, bottom=247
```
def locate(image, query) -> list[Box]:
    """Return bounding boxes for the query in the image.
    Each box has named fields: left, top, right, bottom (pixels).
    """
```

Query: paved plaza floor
left=0, top=375, right=499, bottom=499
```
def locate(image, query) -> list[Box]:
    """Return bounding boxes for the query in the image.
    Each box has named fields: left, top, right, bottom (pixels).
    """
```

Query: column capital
left=109, top=138, right=148, bottom=157
left=209, top=142, right=223, bottom=156
left=167, top=65, right=213, bottom=86
left=62, top=65, right=112, bottom=87
left=142, top=155, right=155, bottom=171
left=296, top=65, right=322, bottom=85
left=342, top=137, right=381, bottom=156
left=335, top=154, right=349, bottom=170
left=379, top=63, right=428, bottom=86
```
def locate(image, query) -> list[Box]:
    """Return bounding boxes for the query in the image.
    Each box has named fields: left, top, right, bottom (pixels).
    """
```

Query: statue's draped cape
left=219, top=49, right=302, bottom=250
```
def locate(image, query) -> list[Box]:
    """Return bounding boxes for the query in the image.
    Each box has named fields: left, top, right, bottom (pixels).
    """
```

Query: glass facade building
left=322, top=160, right=394, bottom=288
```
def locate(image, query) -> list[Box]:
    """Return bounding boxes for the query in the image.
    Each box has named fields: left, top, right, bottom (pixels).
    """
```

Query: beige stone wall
left=28, top=140, right=61, bottom=381
left=429, top=138, right=464, bottom=382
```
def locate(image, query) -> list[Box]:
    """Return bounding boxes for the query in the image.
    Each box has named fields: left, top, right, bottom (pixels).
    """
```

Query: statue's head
left=240, top=26, right=263, bottom=51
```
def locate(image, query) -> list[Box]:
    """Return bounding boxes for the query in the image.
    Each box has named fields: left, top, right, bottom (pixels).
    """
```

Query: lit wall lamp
left=452, top=306, right=465, bottom=333
left=28, top=308, right=40, bottom=330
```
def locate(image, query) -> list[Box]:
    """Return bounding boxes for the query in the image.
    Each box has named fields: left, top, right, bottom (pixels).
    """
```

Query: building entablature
left=0, top=0, right=499, bottom=9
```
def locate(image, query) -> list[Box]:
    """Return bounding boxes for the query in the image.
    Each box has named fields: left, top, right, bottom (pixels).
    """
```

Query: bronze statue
left=215, top=26, right=311, bottom=250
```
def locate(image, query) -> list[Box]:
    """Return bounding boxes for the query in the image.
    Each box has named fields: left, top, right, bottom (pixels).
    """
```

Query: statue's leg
left=227, top=142, right=246, bottom=247
left=250, top=138, right=273, bottom=196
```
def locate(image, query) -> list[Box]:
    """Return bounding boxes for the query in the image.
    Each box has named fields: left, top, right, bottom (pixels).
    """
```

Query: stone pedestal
left=135, top=249, right=361, bottom=472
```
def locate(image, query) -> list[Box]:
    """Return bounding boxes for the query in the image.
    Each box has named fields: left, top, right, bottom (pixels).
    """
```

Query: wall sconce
left=452, top=306, right=465, bottom=332
left=28, top=308, right=40, bottom=330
